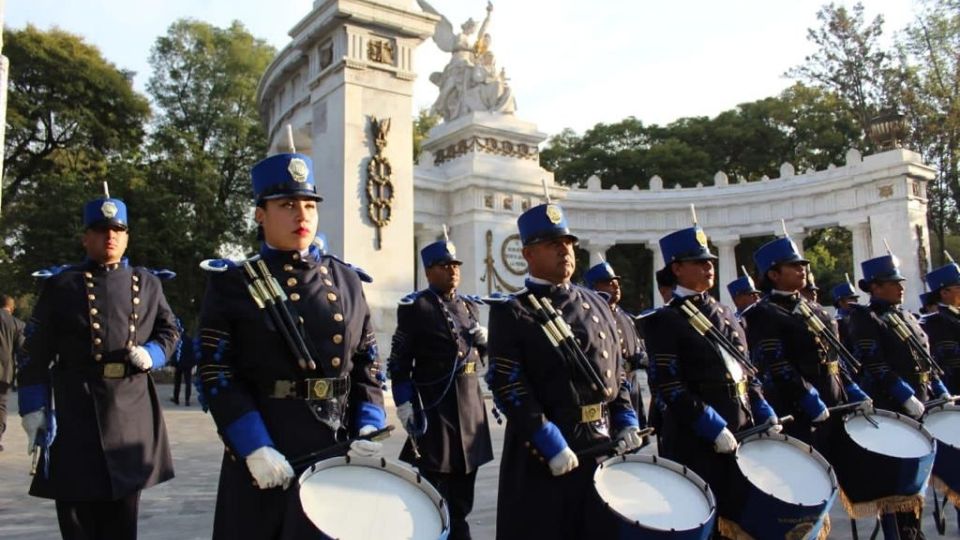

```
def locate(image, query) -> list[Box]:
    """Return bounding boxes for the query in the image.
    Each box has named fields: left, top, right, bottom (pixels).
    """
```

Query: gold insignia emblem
left=288, top=158, right=309, bottom=183
left=695, top=228, right=708, bottom=247
left=103, top=363, right=125, bottom=379
left=101, top=201, right=119, bottom=219
left=446, top=242, right=456, bottom=257
left=580, top=404, right=602, bottom=423
left=545, top=204, right=563, bottom=224
left=311, top=379, right=330, bottom=400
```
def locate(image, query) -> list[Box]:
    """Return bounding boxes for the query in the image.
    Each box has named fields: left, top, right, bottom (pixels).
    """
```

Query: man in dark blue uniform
left=584, top=261, right=649, bottom=432
left=0, top=295, right=25, bottom=452
left=18, top=193, right=178, bottom=539
left=801, top=270, right=820, bottom=304
left=195, top=152, right=387, bottom=540
left=388, top=239, right=493, bottom=540
left=743, top=237, right=869, bottom=447
left=643, top=224, right=779, bottom=537
left=170, top=319, right=195, bottom=406
left=847, top=253, right=949, bottom=539
left=487, top=203, right=642, bottom=540
left=726, top=272, right=761, bottom=320
left=922, top=261, right=960, bottom=394
left=831, top=277, right=860, bottom=343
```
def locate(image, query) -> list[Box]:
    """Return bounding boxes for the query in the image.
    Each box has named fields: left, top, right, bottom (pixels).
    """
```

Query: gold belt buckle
left=918, top=372, right=930, bottom=385
left=308, top=378, right=332, bottom=400
left=103, top=363, right=125, bottom=379
left=463, top=362, right=476, bottom=374
left=580, top=403, right=602, bottom=423
left=273, top=380, right=295, bottom=398
left=826, top=361, right=840, bottom=376
left=735, top=380, right=747, bottom=398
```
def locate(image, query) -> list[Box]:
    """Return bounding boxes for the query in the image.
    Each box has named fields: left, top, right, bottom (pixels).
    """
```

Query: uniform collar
left=429, top=285, right=457, bottom=301
left=259, top=243, right=321, bottom=264
left=869, top=297, right=899, bottom=312
left=81, top=257, right=129, bottom=272
left=673, top=285, right=707, bottom=301
left=525, top=276, right=571, bottom=295
left=771, top=289, right=799, bottom=298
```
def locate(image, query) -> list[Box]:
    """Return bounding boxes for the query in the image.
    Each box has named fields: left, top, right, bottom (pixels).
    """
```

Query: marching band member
left=388, top=237, right=493, bottom=540
left=726, top=268, right=761, bottom=321
left=487, top=202, right=641, bottom=540
left=922, top=259, right=960, bottom=395
left=643, top=222, right=779, bottom=537
left=831, top=275, right=860, bottom=343
left=195, top=152, right=387, bottom=539
left=18, top=189, right=178, bottom=539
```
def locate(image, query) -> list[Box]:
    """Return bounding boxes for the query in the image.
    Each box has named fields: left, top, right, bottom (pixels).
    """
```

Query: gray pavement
left=0, top=384, right=956, bottom=539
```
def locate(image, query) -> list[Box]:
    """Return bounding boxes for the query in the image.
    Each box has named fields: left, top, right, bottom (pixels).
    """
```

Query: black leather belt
left=699, top=379, right=747, bottom=400
left=555, top=403, right=606, bottom=424
left=265, top=377, right=350, bottom=400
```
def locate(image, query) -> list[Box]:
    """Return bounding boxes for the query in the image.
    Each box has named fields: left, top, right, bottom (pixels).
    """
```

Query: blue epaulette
left=483, top=289, right=525, bottom=304
left=398, top=291, right=422, bottom=306
left=148, top=268, right=177, bottom=280
left=738, top=302, right=758, bottom=318
left=199, top=258, right=239, bottom=273
left=632, top=307, right=659, bottom=321
left=31, top=264, right=73, bottom=279
left=324, top=254, right=373, bottom=283
left=461, top=294, right=486, bottom=306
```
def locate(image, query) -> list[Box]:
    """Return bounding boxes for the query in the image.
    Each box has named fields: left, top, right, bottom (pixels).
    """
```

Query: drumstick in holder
left=576, top=428, right=655, bottom=459
left=827, top=401, right=871, bottom=415
left=923, top=394, right=959, bottom=412
left=734, top=415, right=793, bottom=442
left=289, top=425, right=395, bottom=469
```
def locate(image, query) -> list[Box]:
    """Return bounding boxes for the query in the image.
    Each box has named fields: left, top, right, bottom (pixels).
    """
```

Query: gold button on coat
left=332, top=334, right=343, bottom=344
left=283, top=264, right=294, bottom=272
left=333, top=313, right=344, bottom=322
left=320, top=266, right=329, bottom=275
left=290, top=293, right=301, bottom=302
left=133, top=297, right=141, bottom=305
left=90, top=308, right=98, bottom=316
left=287, top=277, right=298, bottom=287
left=327, top=293, right=338, bottom=302
left=331, top=357, right=341, bottom=367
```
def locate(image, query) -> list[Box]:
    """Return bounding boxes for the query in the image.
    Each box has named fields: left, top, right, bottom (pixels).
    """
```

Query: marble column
left=844, top=221, right=872, bottom=282
left=649, top=242, right=664, bottom=307
left=714, top=237, right=739, bottom=305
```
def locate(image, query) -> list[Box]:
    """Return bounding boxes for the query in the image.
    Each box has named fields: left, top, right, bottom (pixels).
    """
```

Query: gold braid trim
left=839, top=489, right=924, bottom=518
left=717, top=515, right=831, bottom=540
left=933, top=476, right=960, bottom=507
left=717, top=517, right=753, bottom=540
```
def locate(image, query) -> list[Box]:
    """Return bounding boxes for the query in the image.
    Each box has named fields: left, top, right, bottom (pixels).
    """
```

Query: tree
left=413, top=108, right=441, bottom=162
left=0, top=26, right=151, bottom=295
left=144, top=19, right=276, bottom=324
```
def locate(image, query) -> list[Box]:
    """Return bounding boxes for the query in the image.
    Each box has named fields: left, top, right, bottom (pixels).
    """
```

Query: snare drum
left=593, top=453, right=716, bottom=540
left=732, top=434, right=837, bottom=540
left=298, top=456, right=450, bottom=540
left=924, top=404, right=960, bottom=503
left=833, top=409, right=937, bottom=517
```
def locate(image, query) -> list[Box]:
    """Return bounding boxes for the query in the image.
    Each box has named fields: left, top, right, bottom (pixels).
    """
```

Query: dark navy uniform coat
left=196, top=246, right=386, bottom=540
left=921, top=306, right=960, bottom=393
left=610, top=304, right=648, bottom=427
left=388, top=289, right=493, bottom=474
left=487, top=281, right=637, bottom=540
left=18, top=259, right=178, bottom=500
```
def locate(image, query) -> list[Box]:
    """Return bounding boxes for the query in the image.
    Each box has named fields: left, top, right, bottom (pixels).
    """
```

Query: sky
left=5, top=0, right=921, bottom=138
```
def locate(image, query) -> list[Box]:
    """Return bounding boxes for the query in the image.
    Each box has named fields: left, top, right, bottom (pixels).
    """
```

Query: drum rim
left=923, top=404, right=960, bottom=449
left=735, top=433, right=839, bottom=507
left=594, top=453, right=718, bottom=532
left=298, top=455, right=451, bottom=533
left=843, top=408, right=937, bottom=452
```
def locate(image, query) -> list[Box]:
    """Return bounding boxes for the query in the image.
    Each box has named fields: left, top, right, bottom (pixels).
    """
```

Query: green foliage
left=413, top=108, right=441, bottom=163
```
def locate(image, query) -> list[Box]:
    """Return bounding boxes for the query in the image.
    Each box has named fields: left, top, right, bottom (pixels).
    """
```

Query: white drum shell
left=845, top=410, right=935, bottom=459
left=736, top=435, right=836, bottom=506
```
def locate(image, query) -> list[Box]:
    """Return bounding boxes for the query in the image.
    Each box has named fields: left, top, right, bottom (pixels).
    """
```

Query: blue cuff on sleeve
left=799, top=388, right=827, bottom=419
left=844, top=383, right=870, bottom=403
left=224, top=411, right=274, bottom=458
left=889, top=378, right=915, bottom=404
left=143, top=341, right=165, bottom=368
left=932, top=379, right=949, bottom=398
left=391, top=381, right=415, bottom=406
left=611, top=408, right=640, bottom=431
left=751, top=398, right=776, bottom=424
left=356, top=402, right=387, bottom=430
left=531, top=421, right=568, bottom=460
left=18, top=384, right=49, bottom=415
left=694, top=405, right=728, bottom=442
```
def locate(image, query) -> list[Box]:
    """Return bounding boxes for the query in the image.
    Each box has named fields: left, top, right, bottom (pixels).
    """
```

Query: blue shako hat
left=420, top=240, right=462, bottom=268
left=919, top=291, right=937, bottom=307
left=251, top=153, right=321, bottom=202
left=83, top=198, right=128, bottom=230
left=658, top=226, right=717, bottom=267
left=858, top=254, right=906, bottom=292
left=584, top=262, right=620, bottom=288
left=727, top=275, right=759, bottom=298
left=753, top=237, right=808, bottom=277
left=517, top=203, right=578, bottom=246
left=831, top=281, right=859, bottom=301
left=926, top=263, right=960, bottom=292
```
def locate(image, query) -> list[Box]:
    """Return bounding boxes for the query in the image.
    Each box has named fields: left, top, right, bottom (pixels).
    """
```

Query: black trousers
left=172, top=364, right=192, bottom=403
left=422, top=469, right=477, bottom=540
left=55, top=491, right=141, bottom=540
left=0, top=381, right=9, bottom=447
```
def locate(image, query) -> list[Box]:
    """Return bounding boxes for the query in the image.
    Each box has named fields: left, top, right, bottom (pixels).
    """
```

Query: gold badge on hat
left=288, top=158, right=309, bottom=183
left=446, top=242, right=456, bottom=257
left=545, top=204, right=563, bottom=224
left=101, top=201, right=119, bottom=219
left=695, top=228, right=708, bottom=247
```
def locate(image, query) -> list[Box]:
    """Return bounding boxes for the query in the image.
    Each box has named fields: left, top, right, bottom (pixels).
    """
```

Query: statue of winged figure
left=417, top=0, right=516, bottom=122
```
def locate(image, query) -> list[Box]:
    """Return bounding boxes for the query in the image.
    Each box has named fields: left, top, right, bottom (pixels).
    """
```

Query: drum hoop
left=843, top=408, right=936, bottom=446
left=923, top=405, right=960, bottom=448
left=298, top=456, right=451, bottom=532
left=594, top=453, right=718, bottom=530
left=735, top=433, right=839, bottom=505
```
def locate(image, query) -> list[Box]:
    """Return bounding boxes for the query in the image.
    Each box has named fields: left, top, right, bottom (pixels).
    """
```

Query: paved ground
left=0, top=384, right=956, bottom=539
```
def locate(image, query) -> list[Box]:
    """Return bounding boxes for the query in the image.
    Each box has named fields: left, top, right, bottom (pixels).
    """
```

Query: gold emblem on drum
left=545, top=204, right=563, bottom=224
left=785, top=522, right=816, bottom=540
left=312, top=379, right=330, bottom=400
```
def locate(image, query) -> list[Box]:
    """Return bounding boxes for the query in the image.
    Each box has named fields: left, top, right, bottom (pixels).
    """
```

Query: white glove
left=903, top=395, right=925, bottom=418
left=766, top=422, right=783, bottom=436
left=812, top=408, right=830, bottom=423
left=547, top=447, right=579, bottom=476
left=857, top=400, right=875, bottom=414
left=128, top=346, right=153, bottom=371
left=713, top=428, right=738, bottom=454
left=348, top=425, right=383, bottom=458
left=245, top=446, right=294, bottom=490
left=21, top=410, right=45, bottom=454
left=470, top=324, right=489, bottom=346
left=615, top=426, right=643, bottom=453
left=396, top=402, right=415, bottom=433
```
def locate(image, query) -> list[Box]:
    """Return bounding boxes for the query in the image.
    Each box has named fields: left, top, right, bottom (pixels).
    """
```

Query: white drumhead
left=846, top=414, right=932, bottom=458
left=737, top=438, right=833, bottom=506
left=299, top=460, right=444, bottom=540
left=925, top=408, right=960, bottom=448
left=594, top=459, right=712, bottom=530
